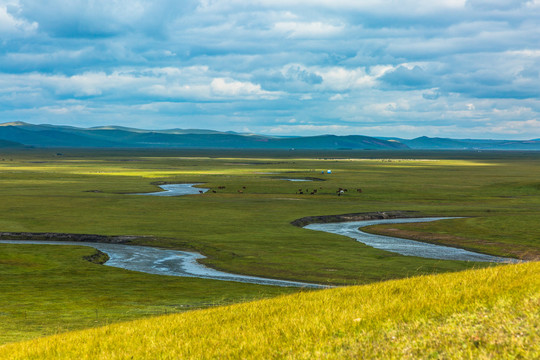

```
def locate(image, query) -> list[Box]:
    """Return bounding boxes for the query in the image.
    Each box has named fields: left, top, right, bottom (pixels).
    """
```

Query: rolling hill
left=1, top=262, right=537, bottom=359
left=0, top=122, right=406, bottom=150
left=0, top=139, right=24, bottom=148
left=1, top=122, right=540, bottom=150
left=398, top=136, right=540, bottom=150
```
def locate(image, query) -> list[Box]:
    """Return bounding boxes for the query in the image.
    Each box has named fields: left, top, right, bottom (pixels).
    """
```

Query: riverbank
left=362, top=223, right=538, bottom=261
left=291, top=210, right=420, bottom=227
left=0, top=240, right=326, bottom=288
left=304, top=218, right=515, bottom=263
left=0, top=231, right=143, bottom=243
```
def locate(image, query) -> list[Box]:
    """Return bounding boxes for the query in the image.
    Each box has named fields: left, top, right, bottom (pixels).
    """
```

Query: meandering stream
left=134, top=183, right=209, bottom=196
left=304, top=217, right=517, bottom=263
left=0, top=240, right=325, bottom=288
left=0, top=218, right=516, bottom=289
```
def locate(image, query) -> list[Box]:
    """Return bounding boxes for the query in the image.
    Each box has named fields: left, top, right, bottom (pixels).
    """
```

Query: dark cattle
left=357, top=188, right=362, bottom=193
left=199, top=190, right=203, bottom=194
left=212, top=190, right=217, bottom=193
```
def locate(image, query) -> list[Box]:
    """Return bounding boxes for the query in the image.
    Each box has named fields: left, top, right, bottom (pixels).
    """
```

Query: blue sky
left=1, top=0, right=539, bottom=139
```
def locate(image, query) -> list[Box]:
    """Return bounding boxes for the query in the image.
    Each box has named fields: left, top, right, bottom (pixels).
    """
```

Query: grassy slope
left=1, top=262, right=538, bottom=359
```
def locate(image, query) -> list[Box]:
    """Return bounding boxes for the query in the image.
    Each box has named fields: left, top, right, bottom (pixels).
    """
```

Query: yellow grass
left=1, top=262, right=538, bottom=359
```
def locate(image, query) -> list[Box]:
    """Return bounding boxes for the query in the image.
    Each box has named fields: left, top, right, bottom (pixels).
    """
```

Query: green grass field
left=1, top=261, right=537, bottom=359
left=0, top=148, right=539, bottom=347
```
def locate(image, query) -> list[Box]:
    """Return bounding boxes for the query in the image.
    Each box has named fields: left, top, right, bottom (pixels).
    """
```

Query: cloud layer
left=1, top=0, right=539, bottom=138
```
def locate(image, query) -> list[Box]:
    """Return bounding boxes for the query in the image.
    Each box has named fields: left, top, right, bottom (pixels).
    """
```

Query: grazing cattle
left=199, top=190, right=203, bottom=194
left=299, top=191, right=304, bottom=194
left=212, top=190, right=217, bottom=193
left=242, top=186, right=246, bottom=189
left=217, top=186, right=226, bottom=189
left=356, top=188, right=362, bottom=193
left=237, top=190, right=243, bottom=193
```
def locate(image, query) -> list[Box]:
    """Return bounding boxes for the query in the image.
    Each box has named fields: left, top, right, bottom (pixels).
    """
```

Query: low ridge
left=1, top=262, right=537, bottom=359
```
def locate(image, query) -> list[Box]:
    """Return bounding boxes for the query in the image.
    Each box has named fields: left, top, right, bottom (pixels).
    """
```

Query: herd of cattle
left=200, top=186, right=363, bottom=196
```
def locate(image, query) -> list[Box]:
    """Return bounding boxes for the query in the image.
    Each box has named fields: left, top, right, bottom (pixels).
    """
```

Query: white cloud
left=262, top=124, right=351, bottom=135
left=273, top=21, right=344, bottom=38
left=0, top=2, right=37, bottom=35
left=40, top=104, right=87, bottom=114
left=203, top=0, right=466, bottom=13
left=329, top=94, right=348, bottom=101
left=488, top=119, right=540, bottom=135
left=210, top=78, right=280, bottom=99
left=318, top=67, right=375, bottom=91
left=1, top=0, right=540, bottom=139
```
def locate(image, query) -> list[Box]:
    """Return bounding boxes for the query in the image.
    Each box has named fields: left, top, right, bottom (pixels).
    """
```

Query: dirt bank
left=291, top=210, right=419, bottom=227
left=0, top=232, right=147, bottom=244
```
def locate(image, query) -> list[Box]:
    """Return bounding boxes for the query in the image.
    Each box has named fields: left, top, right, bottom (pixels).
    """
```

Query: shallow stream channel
left=0, top=218, right=516, bottom=289
left=0, top=240, right=325, bottom=288
left=305, top=217, right=517, bottom=263
left=133, top=183, right=209, bottom=196
left=0, top=184, right=516, bottom=288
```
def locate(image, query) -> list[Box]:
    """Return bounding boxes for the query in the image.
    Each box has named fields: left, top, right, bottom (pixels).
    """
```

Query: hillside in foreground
left=2, top=262, right=538, bottom=359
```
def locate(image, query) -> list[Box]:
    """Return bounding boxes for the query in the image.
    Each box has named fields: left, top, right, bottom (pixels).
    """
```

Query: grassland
left=0, top=148, right=539, bottom=345
left=0, top=243, right=297, bottom=344
left=1, top=261, right=537, bottom=359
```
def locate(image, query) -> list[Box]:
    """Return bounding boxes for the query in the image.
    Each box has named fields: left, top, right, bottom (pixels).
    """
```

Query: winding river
left=134, top=183, right=209, bottom=196
left=0, top=218, right=517, bottom=290
left=305, top=217, right=517, bottom=263
left=0, top=240, right=325, bottom=288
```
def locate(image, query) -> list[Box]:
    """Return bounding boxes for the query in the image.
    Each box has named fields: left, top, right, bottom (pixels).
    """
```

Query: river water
left=1, top=218, right=516, bottom=288
left=134, top=183, right=209, bottom=196
left=304, top=217, right=517, bottom=263
left=0, top=240, right=326, bottom=288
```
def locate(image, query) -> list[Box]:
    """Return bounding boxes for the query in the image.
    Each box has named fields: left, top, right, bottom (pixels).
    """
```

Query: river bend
left=0, top=240, right=325, bottom=288
left=304, top=217, right=517, bottom=263
left=134, top=183, right=208, bottom=196
left=0, top=218, right=516, bottom=289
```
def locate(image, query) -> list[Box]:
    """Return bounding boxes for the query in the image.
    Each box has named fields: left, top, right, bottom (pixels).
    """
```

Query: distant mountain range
left=0, top=122, right=539, bottom=150
left=0, top=138, right=24, bottom=148
left=380, top=136, right=540, bottom=150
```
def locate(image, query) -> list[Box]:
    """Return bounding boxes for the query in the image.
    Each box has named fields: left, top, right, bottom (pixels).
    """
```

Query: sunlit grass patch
left=1, top=262, right=537, bottom=359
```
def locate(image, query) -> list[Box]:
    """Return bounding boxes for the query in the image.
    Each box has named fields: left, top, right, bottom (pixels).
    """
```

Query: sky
left=1, top=0, right=540, bottom=139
